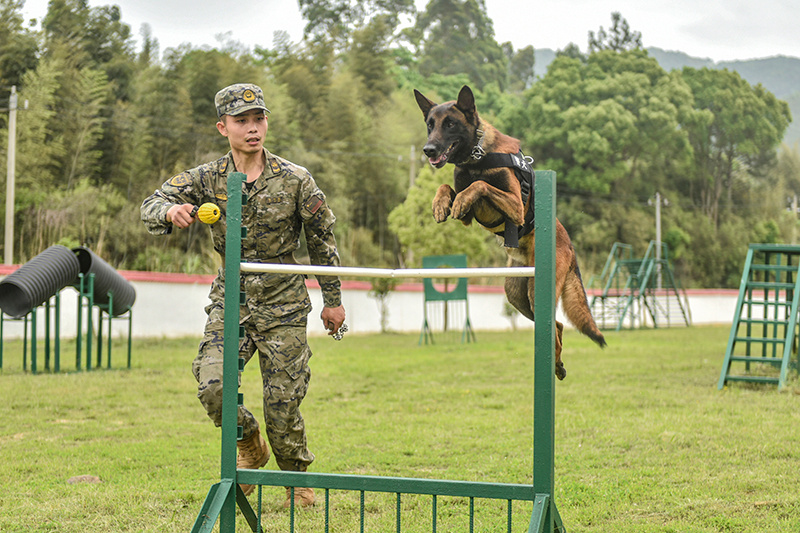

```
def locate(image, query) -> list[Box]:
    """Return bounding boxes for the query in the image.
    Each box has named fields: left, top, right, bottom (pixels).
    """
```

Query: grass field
left=1, top=325, right=799, bottom=532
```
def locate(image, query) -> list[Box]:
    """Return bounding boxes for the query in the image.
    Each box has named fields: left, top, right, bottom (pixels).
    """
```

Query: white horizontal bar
left=239, top=263, right=535, bottom=279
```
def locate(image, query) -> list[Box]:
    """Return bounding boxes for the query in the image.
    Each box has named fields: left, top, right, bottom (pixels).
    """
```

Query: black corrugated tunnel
left=0, top=245, right=81, bottom=318
left=72, top=247, right=136, bottom=317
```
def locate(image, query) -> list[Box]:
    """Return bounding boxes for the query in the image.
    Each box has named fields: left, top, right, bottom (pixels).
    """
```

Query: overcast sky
left=19, top=0, right=800, bottom=63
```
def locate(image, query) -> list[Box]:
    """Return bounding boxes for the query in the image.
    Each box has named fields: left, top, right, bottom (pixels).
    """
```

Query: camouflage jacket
left=141, top=149, right=342, bottom=317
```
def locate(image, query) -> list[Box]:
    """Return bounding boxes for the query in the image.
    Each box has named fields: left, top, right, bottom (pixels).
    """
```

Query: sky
left=18, top=0, right=800, bottom=63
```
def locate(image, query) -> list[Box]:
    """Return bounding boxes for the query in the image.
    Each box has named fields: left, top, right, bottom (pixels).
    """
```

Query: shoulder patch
left=270, top=160, right=282, bottom=174
left=303, top=194, right=325, bottom=215
left=168, top=174, right=192, bottom=188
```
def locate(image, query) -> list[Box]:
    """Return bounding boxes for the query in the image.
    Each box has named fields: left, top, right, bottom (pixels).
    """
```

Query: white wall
left=0, top=270, right=740, bottom=340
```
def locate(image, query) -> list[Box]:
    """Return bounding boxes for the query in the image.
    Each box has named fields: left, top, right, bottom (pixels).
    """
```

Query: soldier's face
left=216, top=109, right=268, bottom=154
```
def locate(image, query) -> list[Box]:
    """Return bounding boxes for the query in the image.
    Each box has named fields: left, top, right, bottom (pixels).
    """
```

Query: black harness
left=470, top=151, right=535, bottom=248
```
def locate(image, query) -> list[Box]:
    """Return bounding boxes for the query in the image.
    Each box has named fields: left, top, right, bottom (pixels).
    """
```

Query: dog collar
left=454, top=127, right=486, bottom=165
left=470, top=127, right=486, bottom=161
left=469, top=128, right=486, bottom=161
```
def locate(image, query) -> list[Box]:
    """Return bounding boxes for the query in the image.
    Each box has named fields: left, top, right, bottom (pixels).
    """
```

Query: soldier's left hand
left=321, top=305, right=346, bottom=336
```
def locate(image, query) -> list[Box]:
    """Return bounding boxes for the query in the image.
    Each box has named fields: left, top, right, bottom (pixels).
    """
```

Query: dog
left=413, top=85, right=606, bottom=379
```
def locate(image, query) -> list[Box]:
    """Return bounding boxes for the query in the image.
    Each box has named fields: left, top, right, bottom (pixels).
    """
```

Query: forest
left=1, top=0, right=798, bottom=288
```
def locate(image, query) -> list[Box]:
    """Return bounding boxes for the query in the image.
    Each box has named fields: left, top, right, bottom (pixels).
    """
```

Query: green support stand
left=0, top=292, right=62, bottom=374
left=419, top=254, right=476, bottom=345
left=75, top=273, right=133, bottom=371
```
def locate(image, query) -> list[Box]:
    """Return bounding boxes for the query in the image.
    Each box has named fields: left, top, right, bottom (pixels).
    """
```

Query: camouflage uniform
left=141, top=144, right=341, bottom=472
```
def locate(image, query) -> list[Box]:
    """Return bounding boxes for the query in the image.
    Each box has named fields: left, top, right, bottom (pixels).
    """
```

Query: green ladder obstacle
left=590, top=241, right=691, bottom=331
left=192, top=170, right=564, bottom=533
left=718, top=244, right=800, bottom=390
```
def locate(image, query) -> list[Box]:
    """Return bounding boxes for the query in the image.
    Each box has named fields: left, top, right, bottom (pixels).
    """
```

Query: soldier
left=141, top=83, right=345, bottom=508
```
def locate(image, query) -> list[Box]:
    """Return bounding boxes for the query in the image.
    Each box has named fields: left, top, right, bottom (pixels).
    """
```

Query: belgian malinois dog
left=414, top=85, right=606, bottom=379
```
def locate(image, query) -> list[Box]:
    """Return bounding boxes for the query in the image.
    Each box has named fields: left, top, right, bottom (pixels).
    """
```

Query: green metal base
left=529, top=494, right=565, bottom=532
left=191, top=480, right=257, bottom=533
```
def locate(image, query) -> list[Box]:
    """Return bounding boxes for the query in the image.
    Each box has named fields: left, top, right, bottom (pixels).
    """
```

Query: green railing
left=192, top=170, right=563, bottom=532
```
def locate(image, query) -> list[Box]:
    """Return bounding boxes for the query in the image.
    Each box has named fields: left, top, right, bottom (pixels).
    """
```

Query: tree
left=556, top=43, right=587, bottom=62
left=346, top=16, right=396, bottom=106
left=777, top=145, right=800, bottom=243
left=680, top=67, right=791, bottom=227
left=412, top=0, right=508, bottom=91
left=0, top=0, right=39, bottom=91
left=298, top=0, right=415, bottom=49
left=588, top=12, right=642, bottom=53
left=519, top=50, right=697, bottom=199
left=504, top=43, right=535, bottom=92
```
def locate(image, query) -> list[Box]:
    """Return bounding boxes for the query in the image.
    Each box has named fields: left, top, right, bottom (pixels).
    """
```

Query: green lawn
left=0, top=326, right=798, bottom=532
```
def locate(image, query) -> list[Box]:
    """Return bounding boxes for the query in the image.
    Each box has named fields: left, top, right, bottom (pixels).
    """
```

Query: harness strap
left=471, top=151, right=535, bottom=248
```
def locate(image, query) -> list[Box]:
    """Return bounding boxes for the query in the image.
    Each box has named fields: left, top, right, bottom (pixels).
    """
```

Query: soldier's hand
left=166, top=204, right=197, bottom=229
left=321, top=305, right=346, bottom=336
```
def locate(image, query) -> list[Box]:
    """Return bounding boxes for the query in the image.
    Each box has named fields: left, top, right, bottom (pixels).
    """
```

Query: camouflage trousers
left=192, top=318, right=315, bottom=472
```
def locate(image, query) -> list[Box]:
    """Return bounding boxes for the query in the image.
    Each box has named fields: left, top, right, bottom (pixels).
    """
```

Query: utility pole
left=648, top=192, right=668, bottom=289
left=5, top=86, right=18, bottom=265
left=409, top=145, right=417, bottom=187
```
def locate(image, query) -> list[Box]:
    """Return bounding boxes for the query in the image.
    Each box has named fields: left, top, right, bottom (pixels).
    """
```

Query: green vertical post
left=529, top=170, right=563, bottom=533
left=31, top=308, right=37, bottom=374
left=76, top=274, right=83, bottom=370
left=55, top=292, right=60, bottom=373
left=127, top=307, right=133, bottom=369
left=45, top=299, right=51, bottom=371
left=107, top=293, right=114, bottom=369
left=97, top=308, right=104, bottom=367
left=220, top=171, right=246, bottom=530
left=191, top=172, right=250, bottom=533
left=23, top=315, right=27, bottom=371
left=86, top=274, right=94, bottom=371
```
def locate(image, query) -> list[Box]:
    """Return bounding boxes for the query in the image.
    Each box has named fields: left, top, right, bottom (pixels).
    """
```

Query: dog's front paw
left=432, top=201, right=451, bottom=223
left=451, top=195, right=473, bottom=220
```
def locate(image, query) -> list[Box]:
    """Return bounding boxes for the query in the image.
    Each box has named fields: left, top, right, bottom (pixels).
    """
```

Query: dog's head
left=414, top=85, right=479, bottom=168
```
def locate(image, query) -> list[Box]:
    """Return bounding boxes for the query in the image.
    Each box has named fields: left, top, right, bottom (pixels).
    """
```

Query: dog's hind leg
left=504, top=276, right=534, bottom=321
left=504, top=276, right=567, bottom=380
left=554, top=321, right=565, bottom=380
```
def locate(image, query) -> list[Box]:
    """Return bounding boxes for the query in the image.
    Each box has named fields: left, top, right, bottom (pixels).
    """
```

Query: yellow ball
left=196, top=203, right=221, bottom=224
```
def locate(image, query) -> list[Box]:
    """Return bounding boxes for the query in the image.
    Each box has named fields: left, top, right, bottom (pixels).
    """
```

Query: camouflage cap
left=215, top=83, right=270, bottom=117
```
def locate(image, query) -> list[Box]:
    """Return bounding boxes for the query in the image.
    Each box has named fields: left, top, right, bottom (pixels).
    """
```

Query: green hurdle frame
left=192, top=170, right=563, bottom=532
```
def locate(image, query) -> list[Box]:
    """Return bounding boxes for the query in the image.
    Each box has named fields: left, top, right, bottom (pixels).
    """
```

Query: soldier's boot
left=283, top=486, right=315, bottom=508
left=283, top=466, right=315, bottom=508
left=237, top=431, right=270, bottom=497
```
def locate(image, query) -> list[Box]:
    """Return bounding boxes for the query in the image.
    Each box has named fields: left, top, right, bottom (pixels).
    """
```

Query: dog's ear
left=455, top=85, right=477, bottom=119
left=414, top=89, right=436, bottom=118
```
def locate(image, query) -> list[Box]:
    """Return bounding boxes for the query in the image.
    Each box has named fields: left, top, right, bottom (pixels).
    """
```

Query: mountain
left=533, top=47, right=800, bottom=147
left=646, top=48, right=800, bottom=100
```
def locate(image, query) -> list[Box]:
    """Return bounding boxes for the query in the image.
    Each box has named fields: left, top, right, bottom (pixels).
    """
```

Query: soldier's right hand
left=166, top=203, right=197, bottom=229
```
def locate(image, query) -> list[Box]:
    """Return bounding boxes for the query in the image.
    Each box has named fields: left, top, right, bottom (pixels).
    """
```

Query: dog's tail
left=561, top=261, right=607, bottom=348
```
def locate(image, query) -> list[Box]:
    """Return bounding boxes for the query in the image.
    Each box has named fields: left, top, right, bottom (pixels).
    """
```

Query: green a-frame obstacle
left=718, top=244, right=800, bottom=390
left=590, top=241, right=691, bottom=331
left=192, top=171, right=564, bottom=532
